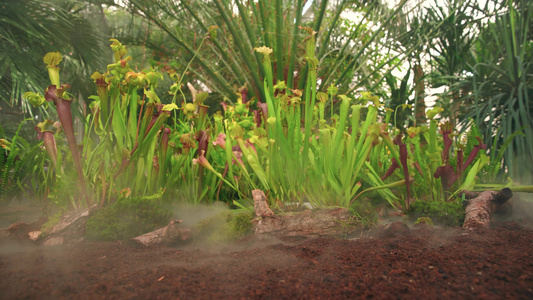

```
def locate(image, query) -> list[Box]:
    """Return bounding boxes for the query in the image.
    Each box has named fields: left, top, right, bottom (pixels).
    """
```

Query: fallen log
left=132, top=219, right=191, bottom=247
left=251, top=189, right=358, bottom=237
left=462, top=188, right=513, bottom=232
left=36, top=205, right=98, bottom=246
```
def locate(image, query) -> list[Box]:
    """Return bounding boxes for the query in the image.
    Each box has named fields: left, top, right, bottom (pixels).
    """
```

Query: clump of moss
left=41, top=211, right=62, bottom=230
left=85, top=201, right=170, bottom=241
left=408, top=201, right=464, bottom=227
left=39, top=210, right=63, bottom=236
left=415, top=216, right=434, bottom=226
left=193, top=211, right=253, bottom=243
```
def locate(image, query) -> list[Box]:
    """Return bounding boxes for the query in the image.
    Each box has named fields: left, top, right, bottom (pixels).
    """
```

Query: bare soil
left=0, top=204, right=532, bottom=299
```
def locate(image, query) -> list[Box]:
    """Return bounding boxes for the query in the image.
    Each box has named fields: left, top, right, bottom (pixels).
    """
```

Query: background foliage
left=1, top=0, right=532, bottom=211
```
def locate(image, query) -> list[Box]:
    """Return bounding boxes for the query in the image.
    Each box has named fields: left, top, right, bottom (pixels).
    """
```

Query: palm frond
left=110, top=0, right=418, bottom=102
left=458, top=0, right=533, bottom=181
left=0, top=0, right=107, bottom=115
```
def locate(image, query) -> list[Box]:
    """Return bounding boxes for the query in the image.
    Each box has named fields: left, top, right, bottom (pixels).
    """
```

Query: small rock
left=384, top=221, right=411, bottom=237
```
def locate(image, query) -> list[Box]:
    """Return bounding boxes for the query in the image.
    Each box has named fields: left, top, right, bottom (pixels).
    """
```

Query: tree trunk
left=413, top=64, right=426, bottom=126
left=462, top=188, right=513, bottom=232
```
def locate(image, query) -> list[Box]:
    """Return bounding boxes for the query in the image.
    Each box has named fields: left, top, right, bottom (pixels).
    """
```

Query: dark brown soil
left=1, top=218, right=532, bottom=299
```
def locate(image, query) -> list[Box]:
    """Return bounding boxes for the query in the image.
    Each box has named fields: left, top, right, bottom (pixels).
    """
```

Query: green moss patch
left=192, top=211, right=253, bottom=243
left=408, top=201, right=464, bottom=227
left=40, top=210, right=63, bottom=233
left=415, top=216, right=434, bottom=226
left=85, top=201, right=170, bottom=241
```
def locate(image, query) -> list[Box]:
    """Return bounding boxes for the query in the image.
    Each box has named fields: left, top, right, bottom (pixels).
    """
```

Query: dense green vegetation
left=1, top=0, right=532, bottom=237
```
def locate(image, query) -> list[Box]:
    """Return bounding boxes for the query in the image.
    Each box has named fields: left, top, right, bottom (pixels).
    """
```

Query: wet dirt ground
left=1, top=213, right=532, bottom=299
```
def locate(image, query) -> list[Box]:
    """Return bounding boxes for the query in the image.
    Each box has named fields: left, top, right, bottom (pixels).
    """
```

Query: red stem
left=55, top=99, right=84, bottom=183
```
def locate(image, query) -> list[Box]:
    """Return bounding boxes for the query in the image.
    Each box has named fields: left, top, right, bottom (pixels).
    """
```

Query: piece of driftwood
left=253, top=189, right=275, bottom=217
left=251, top=189, right=357, bottom=237
left=38, top=204, right=98, bottom=246
left=462, top=188, right=513, bottom=232
left=132, top=219, right=191, bottom=246
left=0, top=222, right=29, bottom=240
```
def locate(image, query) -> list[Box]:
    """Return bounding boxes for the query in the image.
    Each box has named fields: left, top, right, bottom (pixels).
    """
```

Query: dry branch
left=462, top=188, right=513, bottom=232
left=132, top=219, right=191, bottom=247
